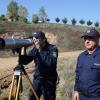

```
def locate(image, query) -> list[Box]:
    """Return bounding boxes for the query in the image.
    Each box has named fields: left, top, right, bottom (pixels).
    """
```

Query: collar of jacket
left=84, top=46, right=100, bottom=58
left=40, top=41, right=49, bottom=51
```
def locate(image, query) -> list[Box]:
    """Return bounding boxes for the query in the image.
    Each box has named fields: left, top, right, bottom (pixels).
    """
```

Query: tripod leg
left=25, top=73, right=39, bottom=100
left=15, top=75, right=21, bottom=100
left=9, top=75, right=15, bottom=100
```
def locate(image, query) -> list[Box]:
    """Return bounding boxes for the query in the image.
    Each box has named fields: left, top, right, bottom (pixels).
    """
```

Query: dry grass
left=56, top=56, right=77, bottom=100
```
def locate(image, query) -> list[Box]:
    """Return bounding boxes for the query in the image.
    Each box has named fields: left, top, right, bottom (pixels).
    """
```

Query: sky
left=0, top=0, right=100, bottom=24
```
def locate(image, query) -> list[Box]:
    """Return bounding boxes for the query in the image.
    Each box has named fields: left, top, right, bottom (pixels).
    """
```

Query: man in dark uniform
left=74, top=28, right=100, bottom=100
left=19, top=31, right=58, bottom=100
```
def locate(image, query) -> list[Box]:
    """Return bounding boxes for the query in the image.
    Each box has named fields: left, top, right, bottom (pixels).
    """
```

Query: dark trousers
left=29, top=79, right=56, bottom=100
left=80, top=94, right=100, bottom=100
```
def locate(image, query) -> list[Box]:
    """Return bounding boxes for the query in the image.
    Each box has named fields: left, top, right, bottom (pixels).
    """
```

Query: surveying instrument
left=8, top=49, right=39, bottom=100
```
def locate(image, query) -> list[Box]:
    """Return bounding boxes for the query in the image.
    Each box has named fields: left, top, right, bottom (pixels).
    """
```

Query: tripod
left=8, top=49, right=39, bottom=100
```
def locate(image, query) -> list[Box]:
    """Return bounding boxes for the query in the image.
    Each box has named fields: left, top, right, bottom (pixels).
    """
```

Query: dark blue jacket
left=74, top=46, right=100, bottom=95
left=20, top=42, right=58, bottom=80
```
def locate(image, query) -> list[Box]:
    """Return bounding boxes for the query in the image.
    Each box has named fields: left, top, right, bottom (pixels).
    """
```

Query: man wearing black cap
left=19, top=31, right=58, bottom=100
left=74, top=28, right=100, bottom=100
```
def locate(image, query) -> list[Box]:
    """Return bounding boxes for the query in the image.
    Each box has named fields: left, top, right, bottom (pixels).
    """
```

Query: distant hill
left=0, top=22, right=100, bottom=52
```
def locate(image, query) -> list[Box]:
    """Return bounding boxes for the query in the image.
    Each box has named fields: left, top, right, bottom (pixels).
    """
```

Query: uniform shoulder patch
left=53, top=45, right=58, bottom=50
left=53, top=51, right=58, bottom=58
left=53, top=45, right=58, bottom=58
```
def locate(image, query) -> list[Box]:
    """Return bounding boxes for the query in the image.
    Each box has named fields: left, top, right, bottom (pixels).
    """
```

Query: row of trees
left=0, top=1, right=100, bottom=27
left=54, top=17, right=99, bottom=27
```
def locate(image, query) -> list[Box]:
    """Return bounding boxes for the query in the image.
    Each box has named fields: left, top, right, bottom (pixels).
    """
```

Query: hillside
left=0, top=22, right=100, bottom=52
left=1, top=22, right=100, bottom=99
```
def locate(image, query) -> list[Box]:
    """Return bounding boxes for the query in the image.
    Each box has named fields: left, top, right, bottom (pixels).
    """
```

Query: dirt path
left=0, top=57, right=34, bottom=80
left=58, top=50, right=82, bottom=58
left=0, top=57, right=34, bottom=90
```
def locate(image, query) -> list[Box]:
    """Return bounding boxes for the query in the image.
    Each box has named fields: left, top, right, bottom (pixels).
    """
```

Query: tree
left=18, top=5, right=28, bottom=23
left=55, top=17, right=60, bottom=23
left=0, top=14, right=6, bottom=22
left=18, top=5, right=28, bottom=18
left=87, top=20, right=93, bottom=26
left=62, top=17, right=68, bottom=24
left=45, top=18, right=50, bottom=23
left=39, top=6, right=47, bottom=23
left=32, top=14, right=39, bottom=23
left=79, top=19, right=85, bottom=25
left=7, top=1, right=18, bottom=22
left=71, top=18, right=77, bottom=25
left=18, top=16, right=28, bottom=23
left=94, top=22, right=99, bottom=27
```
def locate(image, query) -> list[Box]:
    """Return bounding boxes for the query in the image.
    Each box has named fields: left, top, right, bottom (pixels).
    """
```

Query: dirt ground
left=58, top=50, right=82, bottom=58
left=0, top=51, right=82, bottom=91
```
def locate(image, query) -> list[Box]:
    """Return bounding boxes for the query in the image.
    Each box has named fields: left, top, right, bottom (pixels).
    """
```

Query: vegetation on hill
left=1, top=22, right=99, bottom=52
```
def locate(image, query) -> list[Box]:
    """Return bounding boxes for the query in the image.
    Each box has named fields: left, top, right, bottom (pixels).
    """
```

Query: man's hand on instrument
left=33, top=37, right=40, bottom=50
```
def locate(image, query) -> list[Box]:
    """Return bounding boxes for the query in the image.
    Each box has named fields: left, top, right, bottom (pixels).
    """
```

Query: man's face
left=84, top=37, right=99, bottom=51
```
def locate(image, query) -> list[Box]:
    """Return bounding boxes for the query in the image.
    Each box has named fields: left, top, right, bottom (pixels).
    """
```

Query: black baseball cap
left=81, top=28, right=100, bottom=38
left=32, top=31, right=45, bottom=39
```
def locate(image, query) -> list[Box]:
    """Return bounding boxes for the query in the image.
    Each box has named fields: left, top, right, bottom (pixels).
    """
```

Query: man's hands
left=21, top=47, right=27, bottom=55
left=73, top=91, right=80, bottom=100
left=32, top=37, right=40, bottom=50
